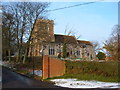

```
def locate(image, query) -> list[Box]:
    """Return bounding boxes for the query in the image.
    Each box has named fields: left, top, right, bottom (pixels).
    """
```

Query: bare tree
left=9, top=2, right=28, bottom=62
left=103, top=25, right=120, bottom=61
left=2, top=2, right=50, bottom=64
left=62, top=26, right=81, bottom=58
left=64, top=25, right=81, bottom=39
left=91, top=41, right=101, bottom=55
left=2, top=9, right=16, bottom=62
left=22, top=2, right=50, bottom=64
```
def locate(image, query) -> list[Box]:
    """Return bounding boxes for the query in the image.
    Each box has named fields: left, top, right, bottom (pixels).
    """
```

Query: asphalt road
left=2, top=67, right=61, bottom=88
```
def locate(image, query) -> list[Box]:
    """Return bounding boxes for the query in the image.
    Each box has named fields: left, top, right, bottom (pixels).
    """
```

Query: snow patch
left=51, top=79, right=120, bottom=88
left=30, top=70, right=42, bottom=76
left=0, top=61, right=2, bottom=65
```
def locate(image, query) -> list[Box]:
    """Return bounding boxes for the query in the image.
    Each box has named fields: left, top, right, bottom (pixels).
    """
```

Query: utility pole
left=118, top=27, right=120, bottom=61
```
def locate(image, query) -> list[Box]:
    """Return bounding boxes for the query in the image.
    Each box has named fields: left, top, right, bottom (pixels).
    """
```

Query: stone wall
left=43, top=43, right=96, bottom=60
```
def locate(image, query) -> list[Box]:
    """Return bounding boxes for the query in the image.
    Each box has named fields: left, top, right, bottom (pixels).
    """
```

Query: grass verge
left=45, top=73, right=119, bottom=82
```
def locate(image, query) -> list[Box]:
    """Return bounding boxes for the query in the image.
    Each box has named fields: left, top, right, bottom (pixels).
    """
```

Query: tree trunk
left=23, top=19, right=37, bottom=64
left=8, top=49, right=11, bottom=62
left=16, top=49, right=20, bottom=63
left=19, top=33, right=23, bottom=62
left=23, top=43, right=29, bottom=64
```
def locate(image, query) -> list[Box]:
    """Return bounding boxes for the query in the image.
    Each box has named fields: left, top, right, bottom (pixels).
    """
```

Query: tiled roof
left=54, top=34, right=92, bottom=46
left=77, top=40, right=92, bottom=45
left=54, top=34, right=78, bottom=44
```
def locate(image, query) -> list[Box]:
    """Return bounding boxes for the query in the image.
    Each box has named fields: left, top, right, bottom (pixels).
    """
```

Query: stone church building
left=29, top=19, right=96, bottom=60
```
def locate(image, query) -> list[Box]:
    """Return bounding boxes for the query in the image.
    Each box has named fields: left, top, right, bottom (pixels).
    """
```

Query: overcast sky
left=48, top=2, right=118, bottom=46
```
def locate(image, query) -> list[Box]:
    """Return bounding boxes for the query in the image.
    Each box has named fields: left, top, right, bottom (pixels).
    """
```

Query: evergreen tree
left=96, top=52, right=106, bottom=60
left=62, top=43, right=67, bottom=58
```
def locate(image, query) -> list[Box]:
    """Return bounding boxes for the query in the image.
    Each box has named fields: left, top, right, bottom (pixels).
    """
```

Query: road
left=2, top=67, right=119, bottom=90
left=2, top=67, right=61, bottom=88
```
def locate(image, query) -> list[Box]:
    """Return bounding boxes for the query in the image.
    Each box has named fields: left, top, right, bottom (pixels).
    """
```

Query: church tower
left=33, top=19, right=54, bottom=42
left=29, top=19, right=55, bottom=56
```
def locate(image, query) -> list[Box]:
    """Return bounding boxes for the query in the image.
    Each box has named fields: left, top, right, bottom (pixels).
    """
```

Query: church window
left=91, top=55, right=93, bottom=59
left=87, top=53, right=89, bottom=56
left=83, top=45, right=86, bottom=48
left=77, top=51, right=80, bottom=55
left=49, top=47, right=55, bottom=55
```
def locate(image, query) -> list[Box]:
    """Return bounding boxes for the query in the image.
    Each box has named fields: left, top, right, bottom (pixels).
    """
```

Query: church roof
left=77, top=40, right=92, bottom=45
left=54, top=34, right=92, bottom=46
left=54, top=34, right=78, bottom=44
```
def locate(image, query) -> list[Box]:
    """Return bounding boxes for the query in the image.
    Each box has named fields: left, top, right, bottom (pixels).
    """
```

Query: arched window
left=77, top=51, right=80, bottom=55
left=71, top=51, right=72, bottom=55
left=87, top=53, right=89, bottom=56
left=49, top=47, right=55, bottom=55
left=91, top=54, right=93, bottom=59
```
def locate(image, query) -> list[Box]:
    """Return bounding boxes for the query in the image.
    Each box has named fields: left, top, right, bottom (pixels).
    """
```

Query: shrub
left=65, top=61, right=118, bottom=77
left=96, top=52, right=106, bottom=60
left=64, top=61, right=119, bottom=82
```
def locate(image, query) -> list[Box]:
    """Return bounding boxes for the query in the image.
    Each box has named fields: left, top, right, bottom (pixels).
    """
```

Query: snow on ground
left=30, top=70, right=42, bottom=76
left=1, top=61, right=15, bottom=69
left=51, top=79, right=120, bottom=88
left=1, top=60, right=42, bottom=76
left=0, top=60, right=2, bottom=65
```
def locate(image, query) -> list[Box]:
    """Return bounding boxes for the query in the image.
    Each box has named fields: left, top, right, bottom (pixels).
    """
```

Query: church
left=29, top=19, right=96, bottom=60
